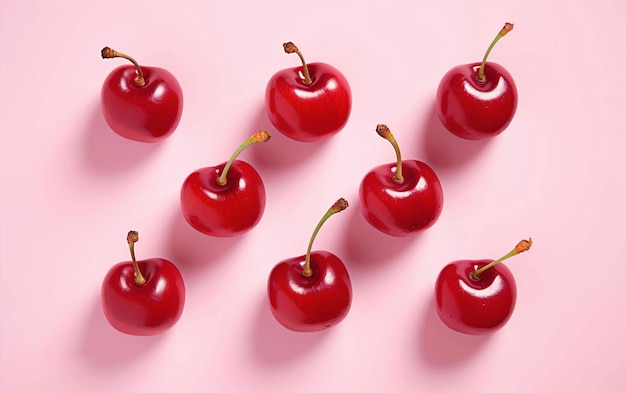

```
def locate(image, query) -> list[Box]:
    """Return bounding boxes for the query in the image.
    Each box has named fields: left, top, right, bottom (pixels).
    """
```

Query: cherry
left=100, top=47, right=183, bottom=142
left=436, top=23, right=518, bottom=140
left=359, top=124, right=444, bottom=236
left=265, top=42, right=352, bottom=142
left=435, top=238, right=532, bottom=335
left=101, top=231, right=186, bottom=336
left=268, top=198, right=352, bottom=332
left=180, top=131, right=271, bottom=237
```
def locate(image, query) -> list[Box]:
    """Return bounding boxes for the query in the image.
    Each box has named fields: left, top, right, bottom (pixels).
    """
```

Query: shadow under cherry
left=81, top=102, right=164, bottom=175
left=338, top=202, right=423, bottom=274
left=417, top=102, right=492, bottom=171
left=246, top=104, right=331, bottom=174
left=165, top=204, right=245, bottom=283
left=416, top=297, right=493, bottom=368
left=250, top=295, right=331, bottom=366
left=80, top=296, right=166, bottom=369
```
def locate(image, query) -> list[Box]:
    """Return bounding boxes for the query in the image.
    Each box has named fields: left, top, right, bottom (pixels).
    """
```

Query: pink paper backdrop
left=1, top=1, right=625, bottom=392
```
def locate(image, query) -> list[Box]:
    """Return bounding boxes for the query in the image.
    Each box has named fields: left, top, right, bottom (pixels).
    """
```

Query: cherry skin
left=436, top=63, right=517, bottom=140
left=265, top=42, right=352, bottom=142
left=434, top=238, right=532, bottom=335
left=359, top=125, right=443, bottom=236
left=100, top=47, right=183, bottom=142
left=435, top=259, right=516, bottom=335
left=267, top=198, right=352, bottom=332
left=268, top=251, right=352, bottom=332
left=180, top=131, right=270, bottom=237
left=101, top=231, right=185, bottom=336
left=181, top=161, right=265, bottom=237
left=436, top=23, right=517, bottom=140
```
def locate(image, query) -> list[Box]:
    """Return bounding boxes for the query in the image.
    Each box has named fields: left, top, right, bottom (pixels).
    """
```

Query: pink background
left=1, top=0, right=625, bottom=392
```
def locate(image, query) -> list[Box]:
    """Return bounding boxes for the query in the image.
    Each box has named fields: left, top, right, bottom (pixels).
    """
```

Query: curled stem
left=302, top=198, right=349, bottom=277
left=216, top=131, right=271, bottom=186
left=127, top=231, right=146, bottom=285
left=283, top=42, right=312, bottom=85
left=477, top=23, right=514, bottom=83
left=470, top=238, right=532, bottom=280
left=101, top=47, right=146, bottom=86
left=376, top=124, right=403, bottom=184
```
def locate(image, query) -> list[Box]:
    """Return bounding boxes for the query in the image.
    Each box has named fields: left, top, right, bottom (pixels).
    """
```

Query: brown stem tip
left=331, top=198, right=349, bottom=213
left=514, top=238, right=532, bottom=254
left=376, top=124, right=391, bottom=139
left=100, top=47, right=146, bottom=86
left=127, top=230, right=139, bottom=244
left=500, top=23, right=514, bottom=36
left=252, top=130, right=272, bottom=143
left=283, top=42, right=298, bottom=54
left=101, top=47, right=117, bottom=59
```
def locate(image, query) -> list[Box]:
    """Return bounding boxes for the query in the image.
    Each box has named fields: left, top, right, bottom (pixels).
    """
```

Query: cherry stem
left=470, top=238, right=532, bottom=280
left=376, top=124, right=403, bottom=184
left=127, top=231, right=146, bottom=285
left=216, top=131, right=271, bottom=186
left=477, top=23, right=514, bottom=83
left=283, top=42, right=312, bottom=85
left=302, top=198, right=349, bottom=277
left=101, top=47, right=146, bottom=87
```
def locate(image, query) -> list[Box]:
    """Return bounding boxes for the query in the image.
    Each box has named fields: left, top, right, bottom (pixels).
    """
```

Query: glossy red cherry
left=268, top=198, right=352, bottom=332
left=100, top=47, right=183, bottom=142
left=101, top=231, right=186, bottom=336
left=180, top=131, right=271, bottom=237
left=435, top=238, right=532, bottom=335
left=436, top=23, right=517, bottom=140
left=265, top=42, right=352, bottom=142
left=359, top=124, right=444, bottom=236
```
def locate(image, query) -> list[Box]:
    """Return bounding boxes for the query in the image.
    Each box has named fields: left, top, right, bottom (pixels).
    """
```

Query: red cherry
left=268, top=198, right=352, bottom=332
left=180, top=131, right=271, bottom=237
left=359, top=124, right=444, bottom=236
left=435, top=238, right=532, bottom=335
left=101, top=231, right=185, bottom=336
left=436, top=23, right=517, bottom=140
left=100, top=47, right=183, bottom=142
left=265, top=42, right=352, bottom=142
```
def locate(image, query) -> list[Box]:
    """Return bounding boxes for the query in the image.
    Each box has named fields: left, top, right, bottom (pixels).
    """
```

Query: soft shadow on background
left=417, top=102, right=492, bottom=171
left=82, top=103, right=164, bottom=174
left=81, top=296, right=166, bottom=369
left=250, top=295, right=331, bottom=366
left=166, top=204, right=245, bottom=283
left=247, top=105, right=332, bottom=174
left=416, top=297, right=492, bottom=368
left=339, top=204, right=422, bottom=274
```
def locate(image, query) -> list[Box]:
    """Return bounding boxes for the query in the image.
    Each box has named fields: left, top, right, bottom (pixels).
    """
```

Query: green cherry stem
left=216, top=131, right=271, bottom=186
left=302, top=198, right=349, bottom=277
left=127, top=231, right=146, bottom=285
left=101, top=47, right=146, bottom=87
left=376, top=124, right=404, bottom=184
left=283, top=42, right=312, bottom=85
left=477, top=22, right=514, bottom=83
left=470, top=238, right=532, bottom=280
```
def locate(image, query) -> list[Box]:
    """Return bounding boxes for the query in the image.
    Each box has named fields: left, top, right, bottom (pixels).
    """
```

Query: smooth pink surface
left=1, top=1, right=625, bottom=392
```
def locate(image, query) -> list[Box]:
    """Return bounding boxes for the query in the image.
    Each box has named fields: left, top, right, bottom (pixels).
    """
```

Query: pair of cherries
left=100, top=23, right=529, bottom=337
